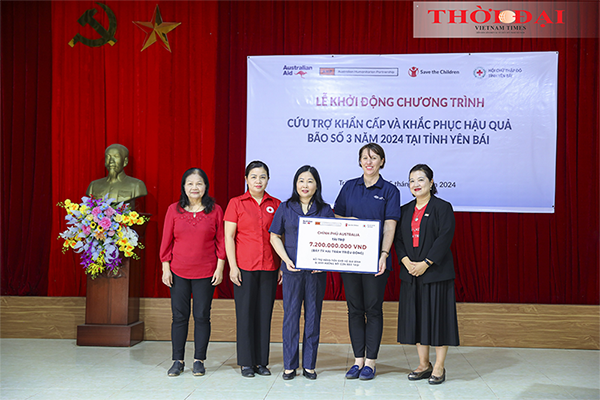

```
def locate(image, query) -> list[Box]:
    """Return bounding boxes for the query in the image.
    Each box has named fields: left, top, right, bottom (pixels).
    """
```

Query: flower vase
left=76, top=215, right=149, bottom=346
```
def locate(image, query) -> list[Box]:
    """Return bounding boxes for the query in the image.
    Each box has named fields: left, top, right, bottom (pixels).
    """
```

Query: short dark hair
left=409, top=164, right=438, bottom=195
left=105, top=143, right=129, bottom=158
left=358, top=143, right=386, bottom=168
left=286, top=165, right=327, bottom=213
left=245, top=160, right=270, bottom=178
left=177, top=168, right=216, bottom=214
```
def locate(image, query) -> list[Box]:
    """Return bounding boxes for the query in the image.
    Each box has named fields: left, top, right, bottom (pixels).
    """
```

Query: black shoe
left=408, top=362, right=433, bottom=381
left=241, top=366, right=255, bottom=377
left=192, top=360, right=205, bottom=376
left=282, top=369, right=296, bottom=380
left=254, top=365, right=271, bottom=376
left=428, top=369, right=446, bottom=385
left=167, top=360, right=184, bottom=376
left=302, top=368, right=317, bottom=380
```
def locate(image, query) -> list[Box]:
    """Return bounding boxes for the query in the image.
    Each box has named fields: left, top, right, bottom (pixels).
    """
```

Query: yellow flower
left=125, top=244, right=134, bottom=251
left=69, top=239, right=77, bottom=248
left=69, top=203, right=79, bottom=211
left=79, top=205, right=88, bottom=214
left=136, top=218, right=145, bottom=225
left=129, top=211, right=139, bottom=219
left=114, top=214, right=122, bottom=222
left=88, top=263, right=104, bottom=276
left=124, top=250, right=133, bottom=257
left=90, top=222, right=97, bottom=229
left=122, top=215, right=131, bottom=225
left=64, top=199, right=72, bottom=207
left=63, top=241, right=69, bottom=248
left=86, top=215, right=94, bottom=221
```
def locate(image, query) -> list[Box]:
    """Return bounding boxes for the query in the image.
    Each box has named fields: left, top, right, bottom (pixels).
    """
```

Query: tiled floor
left=0, top=339, right=598, bottom=399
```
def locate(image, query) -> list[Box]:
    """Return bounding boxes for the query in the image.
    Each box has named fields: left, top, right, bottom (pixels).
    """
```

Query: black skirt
left=397, top=277, right=460, bottom=347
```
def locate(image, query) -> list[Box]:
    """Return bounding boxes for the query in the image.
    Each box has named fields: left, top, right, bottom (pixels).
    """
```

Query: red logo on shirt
left=266, top=206, right=275, bottom=213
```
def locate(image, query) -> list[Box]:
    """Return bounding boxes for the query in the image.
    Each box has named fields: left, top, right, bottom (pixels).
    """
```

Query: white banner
left=247, top=53, right=558, bottom=213
left=296, top=217, right=380, bottom=274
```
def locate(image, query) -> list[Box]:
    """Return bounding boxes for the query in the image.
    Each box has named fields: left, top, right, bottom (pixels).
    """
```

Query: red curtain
left=2, top=1, right=598, bottom=304
left=214, top=0, right=599, bottom=304
left=46, top=1, right=219, bottom=297
left=1, top=1, right=53, bottom=295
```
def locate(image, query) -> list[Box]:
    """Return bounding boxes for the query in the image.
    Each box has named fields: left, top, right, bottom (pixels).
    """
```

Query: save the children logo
left=408, top=66, right=419, bottom=77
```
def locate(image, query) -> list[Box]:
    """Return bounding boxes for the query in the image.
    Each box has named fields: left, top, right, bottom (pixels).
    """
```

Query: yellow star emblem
left=133, top=5, right=181, bottom=52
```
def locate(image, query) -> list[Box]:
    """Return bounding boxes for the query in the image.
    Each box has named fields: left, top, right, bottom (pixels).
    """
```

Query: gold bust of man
left=86, top=144, right=147, bottom=207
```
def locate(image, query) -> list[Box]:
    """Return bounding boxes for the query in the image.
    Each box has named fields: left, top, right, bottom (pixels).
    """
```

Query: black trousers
left=341, top=269, right=390, bottom=360
left=170, top=273, right=215, bottom=360
left=234, top=269, right=278, bottom=367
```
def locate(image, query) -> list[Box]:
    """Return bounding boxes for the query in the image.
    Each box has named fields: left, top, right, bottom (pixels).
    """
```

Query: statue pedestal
left=77, top=220, right=147, bottom=347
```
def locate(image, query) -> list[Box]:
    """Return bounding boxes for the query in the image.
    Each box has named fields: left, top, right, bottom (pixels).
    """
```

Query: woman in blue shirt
left=270, top=165, right=335, bottom=380
left=334, top=143, right=401, bottom=380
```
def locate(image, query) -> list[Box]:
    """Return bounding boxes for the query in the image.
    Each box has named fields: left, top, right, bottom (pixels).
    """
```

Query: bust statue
left=86, top=144, right=147, bottom=208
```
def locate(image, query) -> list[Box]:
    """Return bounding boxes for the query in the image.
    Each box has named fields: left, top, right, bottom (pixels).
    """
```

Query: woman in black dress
left=394, top=164, right=459, bottom=385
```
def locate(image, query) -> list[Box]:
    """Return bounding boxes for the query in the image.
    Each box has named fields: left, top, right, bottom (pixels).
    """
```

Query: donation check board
left=296, top=217, right=381, bottom=274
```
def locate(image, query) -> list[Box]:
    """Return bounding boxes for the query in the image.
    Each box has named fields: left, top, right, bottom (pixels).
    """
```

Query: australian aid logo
left=413, top=2, right=598, bottom=38
left=283, top=65, right=313, bottom=78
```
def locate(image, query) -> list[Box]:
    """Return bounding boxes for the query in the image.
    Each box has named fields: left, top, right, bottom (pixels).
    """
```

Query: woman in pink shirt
left=160, top=168, right=226, bottom=377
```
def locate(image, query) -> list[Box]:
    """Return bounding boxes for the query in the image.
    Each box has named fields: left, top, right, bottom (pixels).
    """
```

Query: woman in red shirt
left=224, top=160, right=281, bottom=377
left=160, top=168, right=226, bottom=377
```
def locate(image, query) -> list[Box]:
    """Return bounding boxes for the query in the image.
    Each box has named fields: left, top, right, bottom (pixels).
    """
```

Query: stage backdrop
left=1, top=1, right=598, bottom=305
left=247, top=53, right=558, bottom=213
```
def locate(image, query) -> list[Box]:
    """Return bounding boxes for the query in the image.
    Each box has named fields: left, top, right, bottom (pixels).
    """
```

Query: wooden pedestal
left=77, top=220, right=147, bottom=347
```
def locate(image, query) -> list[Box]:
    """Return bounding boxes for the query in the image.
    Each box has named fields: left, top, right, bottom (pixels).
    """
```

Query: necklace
left=414, top=203, right=427, bottom=222
left=187, top=204, right=204, bottom=217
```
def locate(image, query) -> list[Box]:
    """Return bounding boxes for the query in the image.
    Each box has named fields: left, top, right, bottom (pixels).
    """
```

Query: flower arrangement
left=57, top=195, right=150, bottom=279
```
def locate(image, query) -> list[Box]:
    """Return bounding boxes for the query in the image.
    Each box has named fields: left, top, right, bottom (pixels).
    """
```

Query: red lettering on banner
left=427, top=9, right=445, bottom=23
left=448, top=9, right=467, bottom=24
